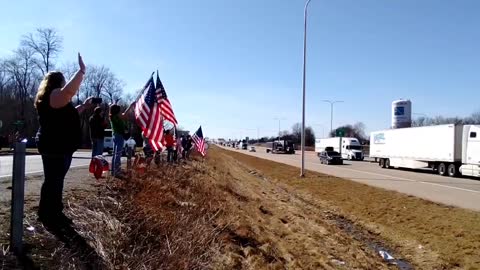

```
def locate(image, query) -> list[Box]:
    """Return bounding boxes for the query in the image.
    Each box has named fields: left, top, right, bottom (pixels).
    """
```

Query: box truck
left=315, top=137, right=364, bottom=160
left=370, top=124, right=480, bottom=177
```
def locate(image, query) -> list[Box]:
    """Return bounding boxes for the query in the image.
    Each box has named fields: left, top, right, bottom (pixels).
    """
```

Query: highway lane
left=221, top=146, right=480, bottom=211
left=0, top=152, right=93, bottom=179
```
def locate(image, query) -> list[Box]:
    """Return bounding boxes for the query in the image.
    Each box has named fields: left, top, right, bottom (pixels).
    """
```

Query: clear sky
left=1, top=0, right=479, bottom=139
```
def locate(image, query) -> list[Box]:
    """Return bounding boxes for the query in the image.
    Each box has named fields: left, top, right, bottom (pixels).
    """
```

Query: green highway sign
left=336, top=128, right=345, bottom=137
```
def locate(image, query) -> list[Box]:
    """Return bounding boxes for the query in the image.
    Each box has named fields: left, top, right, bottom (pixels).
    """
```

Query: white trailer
left=370, top=124, right=480, bottom=177
left=315, top=137, right=364, bottom=160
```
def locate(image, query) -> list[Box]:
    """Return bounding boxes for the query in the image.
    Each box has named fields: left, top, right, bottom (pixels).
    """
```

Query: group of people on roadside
left=143, top=129, right=194, bottom=164
left=88, top=99, right=134, bottom=178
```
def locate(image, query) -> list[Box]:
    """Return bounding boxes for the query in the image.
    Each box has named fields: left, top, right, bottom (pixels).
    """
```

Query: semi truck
left=238, top=140, right=248, bottom=150
left=315, top=137, right=364, bottom=160
left=370, top=124, right=480, bottom=177
left=265, top=140, right=295, bottom=154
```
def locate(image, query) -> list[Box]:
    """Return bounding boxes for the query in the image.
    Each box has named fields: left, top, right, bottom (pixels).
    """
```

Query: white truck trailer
left=315, top=137, right=364, bottom=160
left=370, top=124, right=480, bottom=177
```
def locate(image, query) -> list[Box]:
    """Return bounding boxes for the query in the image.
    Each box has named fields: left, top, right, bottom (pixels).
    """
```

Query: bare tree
left=83, top=65, right=111, bottom=99
left=0, top=59, right=13, bottom=100
left=471, top=111, right=480, bottom=124
left=291, top=123, right=301, bottom=142
left=305, top=126, right=315, bottom=146
left=353, top=122, right=366, bottom=139
left=21, top=28, right=63, bottom=75
left=329, top=122, right=367, bottom=141
left=4, top=47, right=41, bottom=119
left=60, top=62, right=81, bottom=104
left=102, top=76, right=125, bottom=104
left=414, top=112, right=480, bottom=126
left=122, top=92, right=137, bottom=105
left=2, top=47, right=42, bottom=137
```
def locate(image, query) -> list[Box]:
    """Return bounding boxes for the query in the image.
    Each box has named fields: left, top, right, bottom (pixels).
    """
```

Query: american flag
left=192, top=126, right=206, bottom=157
left=155, top=72, right=178, bottom=126
left=134, top=76, right=164, bottom=151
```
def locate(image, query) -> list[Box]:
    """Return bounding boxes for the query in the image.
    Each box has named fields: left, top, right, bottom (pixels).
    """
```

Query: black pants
left=38, top=154, right=73, bottom=219
left=167, top=147, right=174, bottom=162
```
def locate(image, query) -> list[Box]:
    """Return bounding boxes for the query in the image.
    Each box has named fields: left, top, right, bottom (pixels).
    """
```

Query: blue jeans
left=112, top=134, right=124, bottom=175
left=39, top=154, right=73, bottom=219
left=91, top=138, right=104, bottom=157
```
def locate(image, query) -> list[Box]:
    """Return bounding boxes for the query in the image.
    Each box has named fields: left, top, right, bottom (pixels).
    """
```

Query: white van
left=103, top=129, right=114, bottom=153
left=103, top=129, right=137, bottom=156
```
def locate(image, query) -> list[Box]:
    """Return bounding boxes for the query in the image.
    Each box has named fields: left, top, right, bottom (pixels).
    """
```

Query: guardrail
left=10, top=142, right=26, bottom=255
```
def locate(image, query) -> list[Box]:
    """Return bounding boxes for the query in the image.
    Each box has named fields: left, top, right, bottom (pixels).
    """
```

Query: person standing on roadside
left=35, top=53, right=93, bottom=230
left=109, top=103, right=135, bottom=177
left=181, top=135, right=188, bottom=159
left=89, top=106, right=107, bottom=157
left=185, top=135, right=193, bottom=160
left=165, top=129, right=175, bottom=163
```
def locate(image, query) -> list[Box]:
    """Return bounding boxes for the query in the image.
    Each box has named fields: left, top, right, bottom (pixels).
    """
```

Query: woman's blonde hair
left=34, top=71, right=66, bottom=108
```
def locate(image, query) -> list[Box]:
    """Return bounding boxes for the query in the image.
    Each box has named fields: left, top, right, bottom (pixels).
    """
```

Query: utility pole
left=274, top=117, right=285, bottom=139
left=301, top=0, right=313, bottom=177
left=322, top=100, right=344, bottom=135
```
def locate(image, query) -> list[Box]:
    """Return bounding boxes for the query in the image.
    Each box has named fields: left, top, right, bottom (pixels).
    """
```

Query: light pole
left=301, top=0, right=312, bottom=177
left=322, top=100, right=344, bottom=135
left=274, top=117, right=285, bottom=139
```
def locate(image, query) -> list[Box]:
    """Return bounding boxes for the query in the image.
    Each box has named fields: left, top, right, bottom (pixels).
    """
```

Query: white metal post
left=301, top=0, right=312, bottom=177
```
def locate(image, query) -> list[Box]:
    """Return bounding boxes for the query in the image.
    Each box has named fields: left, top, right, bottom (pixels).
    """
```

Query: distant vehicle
left=315, top=137, right=364, bottom=160
left=319, top=149, right=343, bottom=165
left=238, top=140, right=248, bottom=150
left=370, top=124, right=480, bottom=178
left=124, top=137, right=137, bottom=157
left=25, top=137, right=37, bottom=148
left=266, top=140, right=295, bottom=154
left=249, top=146, right=256, bottom=152
left=104, top=129, right=113, bottom=153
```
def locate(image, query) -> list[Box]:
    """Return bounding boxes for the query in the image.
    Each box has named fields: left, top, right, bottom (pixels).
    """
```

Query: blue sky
left=1, top=0, right=479, bottom=139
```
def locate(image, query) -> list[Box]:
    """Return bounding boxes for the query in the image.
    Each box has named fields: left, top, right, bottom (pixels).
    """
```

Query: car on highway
left=249, top=146, right=256, bottom=152
left=319, top=150, right=343, bottom=165
left=104, top=129, right=114, bottom=153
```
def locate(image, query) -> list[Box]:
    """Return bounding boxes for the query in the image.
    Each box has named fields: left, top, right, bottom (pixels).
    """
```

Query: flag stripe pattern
left=134, top=76, right=164, bottom=151
left=155, top=73, right=178, bottom=125
left=192, top=126, right=206, bottom=157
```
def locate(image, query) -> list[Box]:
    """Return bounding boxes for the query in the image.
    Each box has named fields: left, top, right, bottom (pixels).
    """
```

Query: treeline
left=251, top=123, right=316, bottom=147
left=329, top=122, right=368, bottom=142
left=412, top=112, right=480, bottom=127
left=0, top=28, right=133, bottom=147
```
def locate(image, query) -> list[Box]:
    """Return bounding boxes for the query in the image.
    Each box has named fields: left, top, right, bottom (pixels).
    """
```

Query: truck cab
left=341, top=138, right=364, bottom=160
left=460, top=125, right=480, bottom=177
left=266, top=140, right=295, bottom=154
left=315, top=137, right=364, bottom=160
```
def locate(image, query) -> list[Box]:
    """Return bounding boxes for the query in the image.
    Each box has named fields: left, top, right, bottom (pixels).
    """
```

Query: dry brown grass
left=62, top=160, right=228, bottom=270
left=0, top=158, right=228, bottom=270
left=217, top=146, right=480, bottom=269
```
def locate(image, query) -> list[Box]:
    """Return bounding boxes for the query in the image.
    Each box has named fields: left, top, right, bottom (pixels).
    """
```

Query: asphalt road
left=221, top=146, right=480, bottom=212
left=0, top=152, right=93, bottom=179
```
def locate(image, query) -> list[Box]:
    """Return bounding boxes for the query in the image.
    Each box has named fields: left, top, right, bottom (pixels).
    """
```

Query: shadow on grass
left=16, top=223, right=104, bottom=270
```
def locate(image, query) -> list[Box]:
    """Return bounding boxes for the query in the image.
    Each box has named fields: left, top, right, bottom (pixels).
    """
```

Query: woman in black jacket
left=35, top=53, right=92, bottom=230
